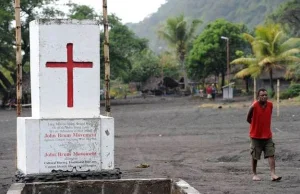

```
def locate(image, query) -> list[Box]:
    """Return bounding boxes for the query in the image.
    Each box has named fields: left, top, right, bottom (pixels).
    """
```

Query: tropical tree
left=159, top=51, right=180, bottom=79
left=21, top=0, right=63, bottom=67
left=188, top=19, right=249, bottom=87
left=130, top=49, right=160, bottom=83
left=0, top=0, right=62, bottom=106
left=100, top=14, right=148, bottom=82
left=231, top=24, right=300, bottom=95
left=68, top=4, right=99, bottom=20
left=0, top=0, right=14, bottom=101
left=158, top=14, right=202, bottom=90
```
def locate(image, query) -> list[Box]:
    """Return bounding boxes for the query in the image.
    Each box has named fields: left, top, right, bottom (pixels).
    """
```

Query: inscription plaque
left=40, top=119, right=101, bottom=172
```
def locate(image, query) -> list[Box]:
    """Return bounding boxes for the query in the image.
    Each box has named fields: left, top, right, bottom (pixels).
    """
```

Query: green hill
left=126, top=0, right=286, bottom=52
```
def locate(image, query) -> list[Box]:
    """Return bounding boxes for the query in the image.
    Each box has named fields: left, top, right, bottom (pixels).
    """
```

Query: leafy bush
left=280, top=84, right=300, bottom=99
left=110, top=86, right=129, bottom=99
left=267, top=88, right=275, bottom=98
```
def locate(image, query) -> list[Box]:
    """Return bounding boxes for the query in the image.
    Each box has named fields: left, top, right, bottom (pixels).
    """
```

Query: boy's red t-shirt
left=250, top=101, right=273, bottom=139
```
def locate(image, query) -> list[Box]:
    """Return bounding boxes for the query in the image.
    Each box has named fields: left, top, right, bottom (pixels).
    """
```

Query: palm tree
left=232, top=24, right=300, bottom=95
left=158, top=14, right=202, bottom=90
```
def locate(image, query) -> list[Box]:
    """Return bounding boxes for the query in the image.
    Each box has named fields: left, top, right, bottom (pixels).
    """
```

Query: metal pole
left=102, top=0, right=111, bottom=117
left=277, top=79, right=280, bottom=117
left=227, top=39, right=230, bottom=83
left=227, top=39, right=229, bottom=98
left=15, top=0, right=22, bottom=116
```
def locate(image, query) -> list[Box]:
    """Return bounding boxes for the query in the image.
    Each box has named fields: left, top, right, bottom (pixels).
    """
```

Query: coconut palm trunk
left=244, top=76, right=250, bottom=93
left=179, top=52, right=188, bottom=90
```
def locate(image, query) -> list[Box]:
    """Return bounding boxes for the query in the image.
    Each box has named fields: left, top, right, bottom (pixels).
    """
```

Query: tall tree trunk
left=182, top=61, right=188, bottom=91
left=221, top=72, right=225, bottom=93
left=244, top=76, right=249, bottom=93
left=221, top=72, right=225, bottom=88
left=269, top=68, right=274, bottom=95
left=180, top=53, right=188, bottom=90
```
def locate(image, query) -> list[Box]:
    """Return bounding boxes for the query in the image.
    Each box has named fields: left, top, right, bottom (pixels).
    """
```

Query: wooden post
left=15, top=0, right=22, bottom=116
left=102, top=0, right=111, bottom=116
left=253, top=77, right=256, bottom=101
left=227, top=38, right=230, bottom=83
left=277, top=79, right=280, bottom=117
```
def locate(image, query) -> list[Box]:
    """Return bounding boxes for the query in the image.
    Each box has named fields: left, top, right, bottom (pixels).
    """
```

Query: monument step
left=14, top=169, right=121, bottom=183
left=7, top=178, right=201, bottom=194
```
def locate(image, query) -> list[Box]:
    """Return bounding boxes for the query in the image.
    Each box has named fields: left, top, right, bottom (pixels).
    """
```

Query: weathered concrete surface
left=6, top=183, right=25, bottom=194
left=7, top=179, right=200, bottom=194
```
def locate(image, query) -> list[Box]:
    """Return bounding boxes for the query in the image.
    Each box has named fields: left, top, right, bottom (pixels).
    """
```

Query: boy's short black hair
left=257, top=88, right=267, bottom=98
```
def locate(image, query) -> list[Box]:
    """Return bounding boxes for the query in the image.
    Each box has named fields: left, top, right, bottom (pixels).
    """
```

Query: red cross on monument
left=46, top=43, right=93, bottom=108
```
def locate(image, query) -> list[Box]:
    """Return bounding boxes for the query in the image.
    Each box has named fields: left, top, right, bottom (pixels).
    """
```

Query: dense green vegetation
left=127, top=0, right=286, bottom=52
left=280, top=83, right=300, bottom=99
left=0, top=0, right=64, bottom=105
left=158, top=14, right=202, bottom=89
left=188, top=19, right=249, bottom=86
left=231, top=24, right=300, bottom=95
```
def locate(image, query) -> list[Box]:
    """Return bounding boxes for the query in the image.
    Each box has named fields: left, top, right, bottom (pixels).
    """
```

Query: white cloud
left=58, top=0, right=166, bottom=23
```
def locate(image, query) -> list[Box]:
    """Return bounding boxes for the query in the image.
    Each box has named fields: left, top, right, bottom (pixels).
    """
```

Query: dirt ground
left=1, top=96, right=300, bottom=194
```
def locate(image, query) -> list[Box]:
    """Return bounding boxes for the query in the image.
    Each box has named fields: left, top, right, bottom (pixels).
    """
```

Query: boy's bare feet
left=252, top=175, right=261, bottom=181
left=271, top=175, right=282, bottom=181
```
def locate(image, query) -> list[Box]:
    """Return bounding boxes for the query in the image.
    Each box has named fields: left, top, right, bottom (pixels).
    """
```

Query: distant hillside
left=127, top=0, right=286, bottom=53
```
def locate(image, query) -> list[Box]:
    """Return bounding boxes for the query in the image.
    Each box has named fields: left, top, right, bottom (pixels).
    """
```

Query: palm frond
left=158, top=14, right=201, bottom=60
left=157, top=30, right=176, bottom=47
left=243, top=33, right=255, bottom=43
left=255, top=40, right=270, bottom=47
left=258, top=57, right=277, bottom=66
left=187, top=19, right=202, bottom=41
left=247, top=65, right=262, bottom=78
left=281, top=56, right=300, bottom=63
left=252, top=40, right=270, bottom=58
left=235, top=65, right=261, bottom=78
left=271, top=31, right=283, bottom=54
left=279, top=48, right=300, bottom=58
left=235, top=68, right=252, bottom=78
left=280, top=38, right=300, bottom=52
left=231, top=57, right=257, bottom=66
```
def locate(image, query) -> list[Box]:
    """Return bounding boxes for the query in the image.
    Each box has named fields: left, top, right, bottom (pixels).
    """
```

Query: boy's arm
left=247, top=106, right=254, bottom=124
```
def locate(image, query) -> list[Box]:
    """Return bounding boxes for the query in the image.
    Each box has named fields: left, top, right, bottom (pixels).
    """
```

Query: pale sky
left=58, top=0, right=166, bottom=23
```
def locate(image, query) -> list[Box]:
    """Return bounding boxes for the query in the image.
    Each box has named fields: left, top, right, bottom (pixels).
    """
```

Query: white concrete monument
left=17, top=19, right=114, bottom=175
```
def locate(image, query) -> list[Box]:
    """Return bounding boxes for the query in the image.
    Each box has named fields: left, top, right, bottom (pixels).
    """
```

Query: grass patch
left=279, top=96, right=300, bottom=106
left=199, top=102, right=251, bottom=109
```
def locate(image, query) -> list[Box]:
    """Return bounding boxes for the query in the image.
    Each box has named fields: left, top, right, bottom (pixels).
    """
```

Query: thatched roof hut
left=163, top=77, right=179, bottom=88
left=141, top=76, right=179, bottom=93
left=142, top=76, right=162, bottom=91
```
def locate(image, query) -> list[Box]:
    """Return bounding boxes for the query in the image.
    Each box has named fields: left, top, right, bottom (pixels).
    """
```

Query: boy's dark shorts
left=250, top=138, right=275, bottom=160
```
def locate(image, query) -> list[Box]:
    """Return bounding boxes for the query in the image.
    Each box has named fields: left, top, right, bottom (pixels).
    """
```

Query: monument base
left=17, top=116, right=114, bottom=175
left=7, top=179, right=200, bottom=194
left=14, top=168, right=122, bottom=183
